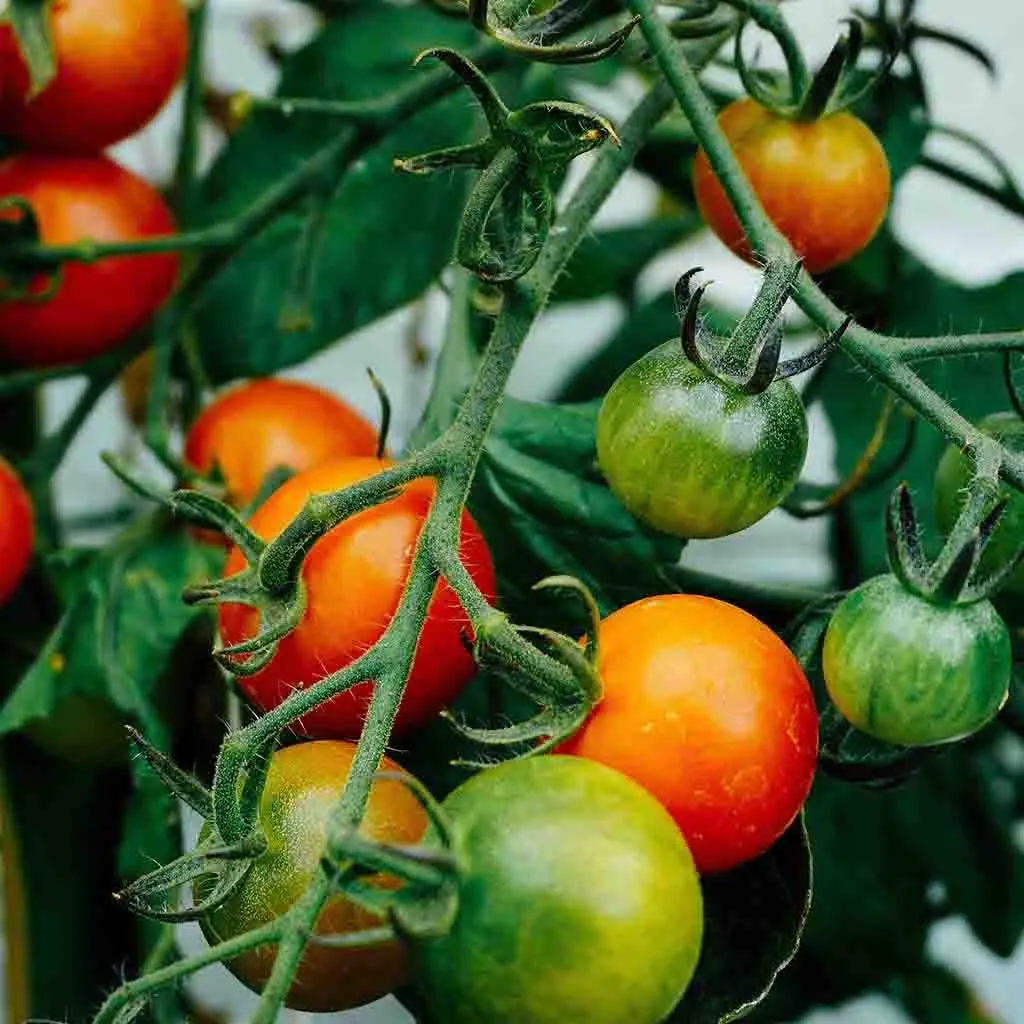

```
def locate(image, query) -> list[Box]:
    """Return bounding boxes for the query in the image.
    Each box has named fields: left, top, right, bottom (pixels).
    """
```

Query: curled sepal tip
left=885, top=482, right=927, bottom=594
left=126, top=726, right=213, bottom=819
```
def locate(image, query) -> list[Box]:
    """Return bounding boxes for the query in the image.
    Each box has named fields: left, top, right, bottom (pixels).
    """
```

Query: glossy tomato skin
left=197, top=741, right=427, bottom=1012
left=0, top=0, right=188, bottom=153
left=0, top=155, right=179, bottom=367
left=219, top=457, right=497, bottom=738
left=413, top=756, right=703, bottom=1024
left=184, top=379, right=379, bottom=511
left=0, top=458, right=32, bottom=604
left=559, top=595, right=818, bottom=874
left=692, top=99, right=891, bottom=273
left=935, top=412, right=1024, bottom=597
left=597, top=340, right=808, bottom=538
left=823, top=575, right=1010, bottom=747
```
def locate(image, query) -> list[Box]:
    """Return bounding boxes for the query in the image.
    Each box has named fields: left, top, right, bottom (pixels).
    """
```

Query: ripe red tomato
left=0, top=457, right=32, bottom=604
left=219, top=457, right=497, bottom=738
left=197, top=741, right=427, bottom=1012
left=559, top=594, right=819, bottom=874
left=0, top=155, right=179, bottom=367
left=0, top=0, right=188, bottom=153
left=184, top=379, right=380, bottom=511
left=692, top=98, right=891, bottom=274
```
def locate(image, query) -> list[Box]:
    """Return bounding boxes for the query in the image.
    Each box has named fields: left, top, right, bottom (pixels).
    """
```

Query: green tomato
left=412, top=755, right=704, bottom=1024
left=935, top=411, right=1024, bottom=596
left=822, top=574, right=1011, bottom=747
left=596, top=340, right=807, bottom=538
left=24, top=693, right=128, bottom=767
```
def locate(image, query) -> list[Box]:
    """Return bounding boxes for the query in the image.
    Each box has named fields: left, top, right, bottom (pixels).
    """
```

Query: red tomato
left=184, top=379, right=380, bottom=511
left=219, top=457, right=497, bottom=738
left=0, top=0, right=188, bottom=153
left=692, top=98, right=891, bottom=274
left=0, top=458, right=33, bottom=604
left=559, top=594, right=818, bottom=874
left=0, top=154, right=179, bottom=367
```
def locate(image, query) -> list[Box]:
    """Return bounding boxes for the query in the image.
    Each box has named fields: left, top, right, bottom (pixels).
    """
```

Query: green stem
left=174, top=0, right=209, bottom=227
left=920, top=154, right=1024, bottom=220
left=627, top=0, right=1024, bottom=492
left=892, top=331, right=1024, bottom=361
left=724, top=0, right=811, bottom=101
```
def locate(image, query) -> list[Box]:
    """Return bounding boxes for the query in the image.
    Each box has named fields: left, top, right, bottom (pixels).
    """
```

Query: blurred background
left=13, top=0, right=1024, bottom=1020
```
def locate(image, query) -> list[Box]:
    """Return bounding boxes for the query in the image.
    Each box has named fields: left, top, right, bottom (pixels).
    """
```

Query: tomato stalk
left=172, top=0, right=208, bottom=228
left=626, top=0, right=1024, bottom=495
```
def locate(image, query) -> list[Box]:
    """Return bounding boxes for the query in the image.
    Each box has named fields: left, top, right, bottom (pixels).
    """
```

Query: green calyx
left=733, top=13, right=901, bottom=121
left=395, top=48, right=619, bottom=282
left=676, top=259, right=849, bottom=395
left=444, top=575, right=604, bottom=764
left=885, top=475, right=1020, bottom=606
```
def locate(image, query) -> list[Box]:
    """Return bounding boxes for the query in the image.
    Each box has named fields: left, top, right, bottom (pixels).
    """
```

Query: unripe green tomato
left=413, top=756, right=704, bottom=1024
left=596, top=340, right=808, bottom=538
left=822, top=574, right=1011, bottom=747
left=935, top=412, right=1024, bottom=596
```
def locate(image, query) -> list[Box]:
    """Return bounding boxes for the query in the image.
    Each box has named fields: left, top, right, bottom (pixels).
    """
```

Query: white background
left=18, top=0, right=1024, bottom=1020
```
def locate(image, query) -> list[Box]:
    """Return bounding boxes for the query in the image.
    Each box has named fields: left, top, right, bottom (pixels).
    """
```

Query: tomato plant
left=0, top=154, right=178, bottom=367
left=411, top=755, right=704, bottom=1024
left=597, top=337, right=808, bottom=538
left=692, top=98, right=891, bottom=273
left=0, top=3, right=1021, bottom=1023
left=559, top=595, right=819, bottom=873
left=197, top=740, right=427, bottom=1012
left=0, top=0, right=188, bottom=153
left=823, top=574, right=1011, bottom=747
left=184, top=378, right=380, bottom=510
left=219, top=456, right=497, bottom=738
left=0, top=457, right=32, bottom=605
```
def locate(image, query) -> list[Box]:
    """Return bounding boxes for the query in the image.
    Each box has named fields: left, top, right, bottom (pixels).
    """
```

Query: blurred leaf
left=670, top=819, right=812, bottom=1023
left=852, top=67, right=930, bottom=185
left=469, top=398, right=684, bottom=622
left=194, top=5, right=482, bottom=381
left=7, top=0, right=56, bottom=95
left=552, top=218, right=700, bottom=304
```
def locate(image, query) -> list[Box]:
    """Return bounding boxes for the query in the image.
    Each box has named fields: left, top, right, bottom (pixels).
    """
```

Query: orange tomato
left=0, top=458, right=32, bottom=605
left=184, top=379, right=379, bottom=512
left=0, top=154, right=178, bottom=367
left=0, top=0, right=188, bottom=153
left=692, top=98, right=891, bottom=274
left=559, top=594, right=818, bottom=873
left=219, top=457, right=497, bottom=738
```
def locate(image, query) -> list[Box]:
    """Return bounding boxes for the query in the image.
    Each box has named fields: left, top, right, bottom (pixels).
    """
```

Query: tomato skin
left=0, top=0, right=188, bottom=153
left=184, top=379, right=379, bottom=511
left=219, top=457, right=497, bottom=739
left=413, top=755, right=703, bottom=1024
left=197, top=741, right=427, bottom=1012
left=0, top=458, right=33, bottom=605
left=935, top=412, right=1024, bottom=597
left=823, top=575, right=1010, bottom=747
left=0, top=155, right=179, bottom=367
left=559, top=595, right=818, bottom=874
left=596, top=339, right=808, bottom=538
left=692, top=98, right=891, bottom=273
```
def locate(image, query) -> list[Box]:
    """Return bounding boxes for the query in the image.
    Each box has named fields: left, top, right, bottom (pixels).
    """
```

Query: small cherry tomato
left=0, top=457, right=32, bottom=604
left=413, top=755, right=704, bottom=1024
left=197, top=741, right=427, bottom=1012
left=219, top=457, right=497, bottom=738
left=559, top=594, right=819, bottom=874
left=823, top=574, right=1011, bottom=747
left=597, top=339, right=808, bottom=538
left=0, top=0, right=188, bottom=153
left=184, top=379, right=380, bottom=511
left=692, top=98, right=891, bottom=273
left=0, top=154, right=179, bottom=367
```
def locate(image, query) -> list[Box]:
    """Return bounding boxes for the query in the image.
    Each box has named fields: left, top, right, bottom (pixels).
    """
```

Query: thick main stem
left=627, top=0, right=1024, bottom=492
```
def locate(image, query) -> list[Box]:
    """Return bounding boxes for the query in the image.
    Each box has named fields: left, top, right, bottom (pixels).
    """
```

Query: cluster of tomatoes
left=0, top=0, right=189, bottom=610
left=170, top=375, right=818, bottom=1020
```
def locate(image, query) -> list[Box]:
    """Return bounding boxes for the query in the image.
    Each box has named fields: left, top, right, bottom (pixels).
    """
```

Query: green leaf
left=670, top=819, right=812, bottom=1023
left=551, top=218, right=700, bottom=304
left=193, top=5, right=482, bottom=381
left=6, top=0, right=56, bottom=96
left=469, top=398, right=684, bottom=623
left=853, top=67, right=930, bottom=185
left=0, top=512, right=221, bottom=741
